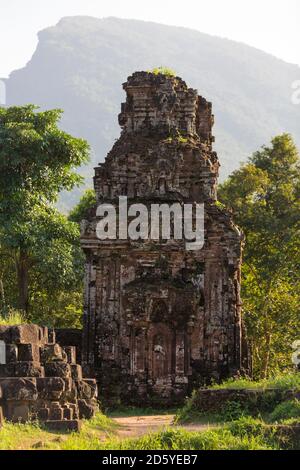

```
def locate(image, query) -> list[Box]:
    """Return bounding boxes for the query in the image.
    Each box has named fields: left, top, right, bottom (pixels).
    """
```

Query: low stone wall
left=0, top=324, right=98, bottom=431
left=190, top=388, right=300, bottom=414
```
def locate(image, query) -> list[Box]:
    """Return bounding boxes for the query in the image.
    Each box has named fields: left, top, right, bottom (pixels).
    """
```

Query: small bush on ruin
left=150, top=67, right=176, bottom=77
left=269, top=399, right=300, bottom=423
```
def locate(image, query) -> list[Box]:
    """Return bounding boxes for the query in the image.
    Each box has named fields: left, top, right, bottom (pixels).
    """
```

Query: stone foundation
left=0, top=324, right=98, bottom=431
left=186, top=387, right=300, bottom=415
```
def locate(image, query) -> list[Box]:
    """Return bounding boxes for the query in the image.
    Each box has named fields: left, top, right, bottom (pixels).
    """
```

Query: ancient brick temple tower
left=81, top=71, right=246, bottom=405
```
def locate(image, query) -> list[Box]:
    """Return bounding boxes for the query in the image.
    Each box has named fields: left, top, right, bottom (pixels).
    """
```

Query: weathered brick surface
left=0, top=324, right=98, bottom=429
left=81, top=72, right=250, bottom=405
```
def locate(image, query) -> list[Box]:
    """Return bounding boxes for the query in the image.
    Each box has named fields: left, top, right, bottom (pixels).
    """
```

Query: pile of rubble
left=0, top=324, right=98, bottom=431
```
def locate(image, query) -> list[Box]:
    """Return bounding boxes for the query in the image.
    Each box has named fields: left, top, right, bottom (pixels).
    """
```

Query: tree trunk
left=261, top=331, right=272, bottom=379
left=16, top=248, right=30, bottom=315
left=0, top=277, right=5, bottom=312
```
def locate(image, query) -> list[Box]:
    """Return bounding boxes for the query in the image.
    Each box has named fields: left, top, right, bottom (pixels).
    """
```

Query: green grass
left=1, top=374, right=300, bottom=450
left=108, top=406, right=177, bottom=418
left=269, top=399, right=300, bottom=423
left=175, top=373, right=300, bottom=424
left=97, top=426, right=274, bottom=450
left=210, top=372, right=300, bottom=391
left=0, top=309, right=26, bottom=326
left=61, top=417, right=296, bottom=450
left=0, top=412, right=117, bottom=450
left=1, top=411, right=299, bottom=450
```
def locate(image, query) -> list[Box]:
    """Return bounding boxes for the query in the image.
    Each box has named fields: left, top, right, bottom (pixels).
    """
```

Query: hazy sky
left=1, top=0, right=300, bottom=77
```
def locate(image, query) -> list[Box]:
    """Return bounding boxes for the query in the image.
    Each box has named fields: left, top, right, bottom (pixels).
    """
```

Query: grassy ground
left=97, top=419, right=286, bottom=450
left=171, top=373, right=300, bottom=450
left=1, top=414, right=298, bottom=450
left=108, top=406, right=178, bottom=417
left=0, top=412, right=117, bottom=450
left=176, top=372, right=300, bottom=424
left=1, top=373, right=299, bottom=450
left=209, top=372, right=300, bottom=391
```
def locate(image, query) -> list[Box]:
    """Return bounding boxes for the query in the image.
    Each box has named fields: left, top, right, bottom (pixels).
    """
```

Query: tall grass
left=269, top=399, right=300, bottom=423
left=210, top=372, right=300, bottom=391
left=176, top=373, right=300, bottom=424
left=0, top=412, right=117, bottom=450
left=0, top=412, right=298, bottom=450
left=0, top=308, right=26, bottom=326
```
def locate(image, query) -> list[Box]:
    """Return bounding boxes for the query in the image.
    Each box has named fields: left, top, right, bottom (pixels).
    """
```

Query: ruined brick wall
left=81, top=72, right=246, bottom=405
left=0, top=324, right=97, bottom=430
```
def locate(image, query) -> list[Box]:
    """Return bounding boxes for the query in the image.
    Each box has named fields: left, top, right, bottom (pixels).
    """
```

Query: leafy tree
left=69, top=188, right=96, bottom=224
left=219, top=134, right=300, bottom=378
left=0, top=105, right=89, bottom=317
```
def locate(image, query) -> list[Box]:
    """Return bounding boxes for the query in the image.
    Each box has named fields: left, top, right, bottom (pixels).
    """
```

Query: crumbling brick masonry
left=81, top=71, right=248, bottom=405
left=0, top=324, right=98, bottom=431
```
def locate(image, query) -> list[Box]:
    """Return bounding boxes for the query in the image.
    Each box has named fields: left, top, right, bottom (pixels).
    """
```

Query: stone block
left=40, top=344, right=66, bottom=363
left=48, top=329, right=56, bottom=344
left=63, top=380, right=77, bottom=401
left=18, top=343, right=40, bottom=362
left=0, top=326, right=12, bottom=343
left=78, top=399, right=97, bottom=420
left=44, top=419, right=82, bottom=432
left=49, top=403, right=63, bottom=421
left=44, top=361, right=71, bottom=378
left=64, top=346, right=76, bottom=364
left=39, top=327, right=49, bottom=345
left=5, top=402, right=30, bottom=423
left=63, top=406, right=73, bottom=420
left=0, top=378, right=38, bottom=401
left=75, top=380, right=94, bottom=400
left=14, top=362, right=44, bottom=378
left=0, top=364, right=15, bottom=377
left=69, top=403, right=79, bottom=420
left=10, top=325, right=40, bottom=345
left=83, top=379, right=98, bottom=399
left=37, top=407, right=49, bottom=421
left=36, top=377, right=65, bottom=400
left=71, top=364, right=82, bottom=380
left=6, top=344, right=18, bottom=363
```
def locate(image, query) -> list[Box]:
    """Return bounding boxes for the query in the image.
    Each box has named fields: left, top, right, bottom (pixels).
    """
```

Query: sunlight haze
left=1, top=0, right=300, bottom=77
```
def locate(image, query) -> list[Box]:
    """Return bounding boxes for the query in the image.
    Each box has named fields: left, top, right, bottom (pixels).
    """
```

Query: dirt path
left=113, top=414, right=212, bottom=439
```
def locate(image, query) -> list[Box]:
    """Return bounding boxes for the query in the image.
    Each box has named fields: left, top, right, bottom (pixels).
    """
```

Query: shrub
left=219, top=401, right=248, bottom=421
left=150, top=67, right=176, bottom=77
left=211, top=373, right=300, bottom=391
left=0, top=308, right=26, bottom=326
left=269, top=399, right=300, bottom=423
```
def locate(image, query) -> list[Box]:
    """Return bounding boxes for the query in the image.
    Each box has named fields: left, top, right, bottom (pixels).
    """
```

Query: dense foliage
left=0, top=105, right=89, bottom=325
left=219, top=134, right=300, bottom=378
